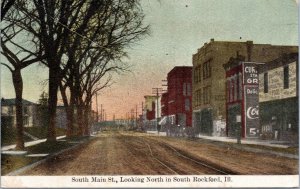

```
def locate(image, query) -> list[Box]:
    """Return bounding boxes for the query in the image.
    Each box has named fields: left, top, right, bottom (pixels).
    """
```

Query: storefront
left=224, top=56, right=263, bottom=138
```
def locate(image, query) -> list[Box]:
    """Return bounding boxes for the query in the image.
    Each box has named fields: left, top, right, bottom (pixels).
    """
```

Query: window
left=284, top=66, right=289, bottom=89
left=193, top=69, right=197, bottom=83
left=23, top=106, right=28, bottom=115
left=8, top=106, right=13, bottom=115
left=226, top=80, right=230, bottom=102
left=194, top=66, right=201, bottom=83
left=185, top=99, right=190, bottom=111
left=187, top=83, right=191, bottom=96
left=199, top=89, right=202, bottom=105
left=264, top=72, right=268, bottom=93
left=195, top=89, right=200, bottom=106
left=203, top=86, right=211, bottom=104
left=183, top=83, right=187, bottom=96
left=198, top=65, right=201, bottom=82
left=231, top=79, right=234, bottom=102
left=203, top=60, right=212, bottom=80
left=238, top=73, right=242, bottom=100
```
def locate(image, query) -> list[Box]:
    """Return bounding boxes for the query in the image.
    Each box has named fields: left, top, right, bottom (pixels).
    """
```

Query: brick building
left=160, top=66, right=192, bottom=134
left=192, top=39, right=298, bottom=136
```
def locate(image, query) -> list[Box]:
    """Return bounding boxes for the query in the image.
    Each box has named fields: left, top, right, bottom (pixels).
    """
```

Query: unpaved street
left=20, top=131, right=298, bottom=175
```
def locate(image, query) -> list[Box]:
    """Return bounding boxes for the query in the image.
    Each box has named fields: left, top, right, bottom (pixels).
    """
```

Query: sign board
left=243, top=62, right=259, bottom=85
left=242, top=62, right=261, bottom=138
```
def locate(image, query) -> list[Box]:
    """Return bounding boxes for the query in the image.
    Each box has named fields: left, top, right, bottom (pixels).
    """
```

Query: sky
left=1, top=0, right=298, bottom=120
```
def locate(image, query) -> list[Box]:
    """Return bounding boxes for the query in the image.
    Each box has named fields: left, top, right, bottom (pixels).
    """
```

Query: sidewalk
left=146, top=131, right=294, bottom=148
left=146, top=131, right=298, bottom=159
left=196, top=134, right=292, bottom=148
left=1, top=135, right=66, bottom=152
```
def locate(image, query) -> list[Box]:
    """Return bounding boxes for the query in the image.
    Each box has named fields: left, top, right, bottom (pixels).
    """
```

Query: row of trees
left=1, top=0, right=149, bottom=150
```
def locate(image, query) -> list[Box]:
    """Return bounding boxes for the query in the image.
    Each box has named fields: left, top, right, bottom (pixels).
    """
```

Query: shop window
left=264, top=72, right=268, bottom=93
left=284, top=66, right=289, bottom=89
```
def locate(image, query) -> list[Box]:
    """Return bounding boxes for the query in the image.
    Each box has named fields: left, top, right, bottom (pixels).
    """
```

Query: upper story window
left=264, top=72, right=268, bottom=93
left=283, top=65, right=289, bottom=89
left=194, top=65, right=201, bottom=83
left=203, top=86, right=211, bottom=104
left=185, top=99, right=190, bottom=111
left=183, top=83, right=187, bottom=96
left=23, top=106, right=29, bottom=115
left=203, top=60, right=212, bottom=80
left=187, top=83, right=191, bottom=96
left=183, top=83, right=192, bottom=96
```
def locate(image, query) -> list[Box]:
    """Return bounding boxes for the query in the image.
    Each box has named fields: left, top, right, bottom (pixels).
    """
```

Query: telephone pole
left=100, top=104, right=103, bottom=122
left=135, top=104, right=138, bottom=128
left=96, top=92, right=99, bottom=122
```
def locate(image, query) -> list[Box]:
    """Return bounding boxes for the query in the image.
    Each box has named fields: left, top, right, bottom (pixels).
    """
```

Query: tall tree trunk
left=47, top=66, right=60, bottom=141
left=77, top=104, right=84, bottom=136
left=12, top=69, right=24, bottom=150
left=60, top=84, right=75, bottom=138
left=66, top=106, right=75, bottom=137
left=83, top=105, right=90, bottom=136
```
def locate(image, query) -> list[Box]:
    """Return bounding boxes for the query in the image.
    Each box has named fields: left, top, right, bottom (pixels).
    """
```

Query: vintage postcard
left=0, top=0, right=299, bottom=188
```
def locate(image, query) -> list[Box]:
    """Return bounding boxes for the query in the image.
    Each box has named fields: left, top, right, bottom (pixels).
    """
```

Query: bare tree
left=12, top=0, right=149, bottom=141
left=1, top=0, right=16, bottom=20
left=1, top=7, right=44, bottom=150
left=59, top=0, right=149, bottom=136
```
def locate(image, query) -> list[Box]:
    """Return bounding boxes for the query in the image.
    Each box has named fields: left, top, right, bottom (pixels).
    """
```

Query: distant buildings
left=160, top=66, right=192, bottom=134
left=192, top=39, right=298, bottom=136
left=143, top=95, right=161, bottom=130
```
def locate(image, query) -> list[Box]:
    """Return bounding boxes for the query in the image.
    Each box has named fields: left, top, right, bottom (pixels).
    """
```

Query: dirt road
left=20, top=131, right=298, bottom=175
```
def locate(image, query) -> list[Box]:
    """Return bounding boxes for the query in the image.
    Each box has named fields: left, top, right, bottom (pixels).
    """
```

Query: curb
left=6, top=137, right=96, bottom=176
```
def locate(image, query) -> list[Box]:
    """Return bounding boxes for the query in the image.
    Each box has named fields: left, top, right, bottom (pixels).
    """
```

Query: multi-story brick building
left=160, top=66, right=192, bottom=135
left=223, top=53, right=298, bottom=142
left=192, top=39, right=297, bottom=136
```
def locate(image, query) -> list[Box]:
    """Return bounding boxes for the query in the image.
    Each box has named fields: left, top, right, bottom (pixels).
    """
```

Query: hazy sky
left=1, top=0, right=298, bottom=119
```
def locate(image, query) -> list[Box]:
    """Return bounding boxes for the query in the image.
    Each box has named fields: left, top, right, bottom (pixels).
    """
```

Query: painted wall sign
left=243, top=62, right=259, bottom=85
left=244, top=85, right=259, bottom=137
left=243, top=62, right=260, bottom=138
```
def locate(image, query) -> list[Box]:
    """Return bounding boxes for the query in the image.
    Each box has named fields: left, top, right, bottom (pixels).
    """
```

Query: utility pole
left=152, top=87, right=162, bottom=132
left=96, top=92, right=99, bottom=122
left=141, top=102, right=144, bottom=130
left=103, top=109, right=105, bottom=121
left=100, top=104, right=103, bottom=122
left=135, top=104, right=138, bottom=128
